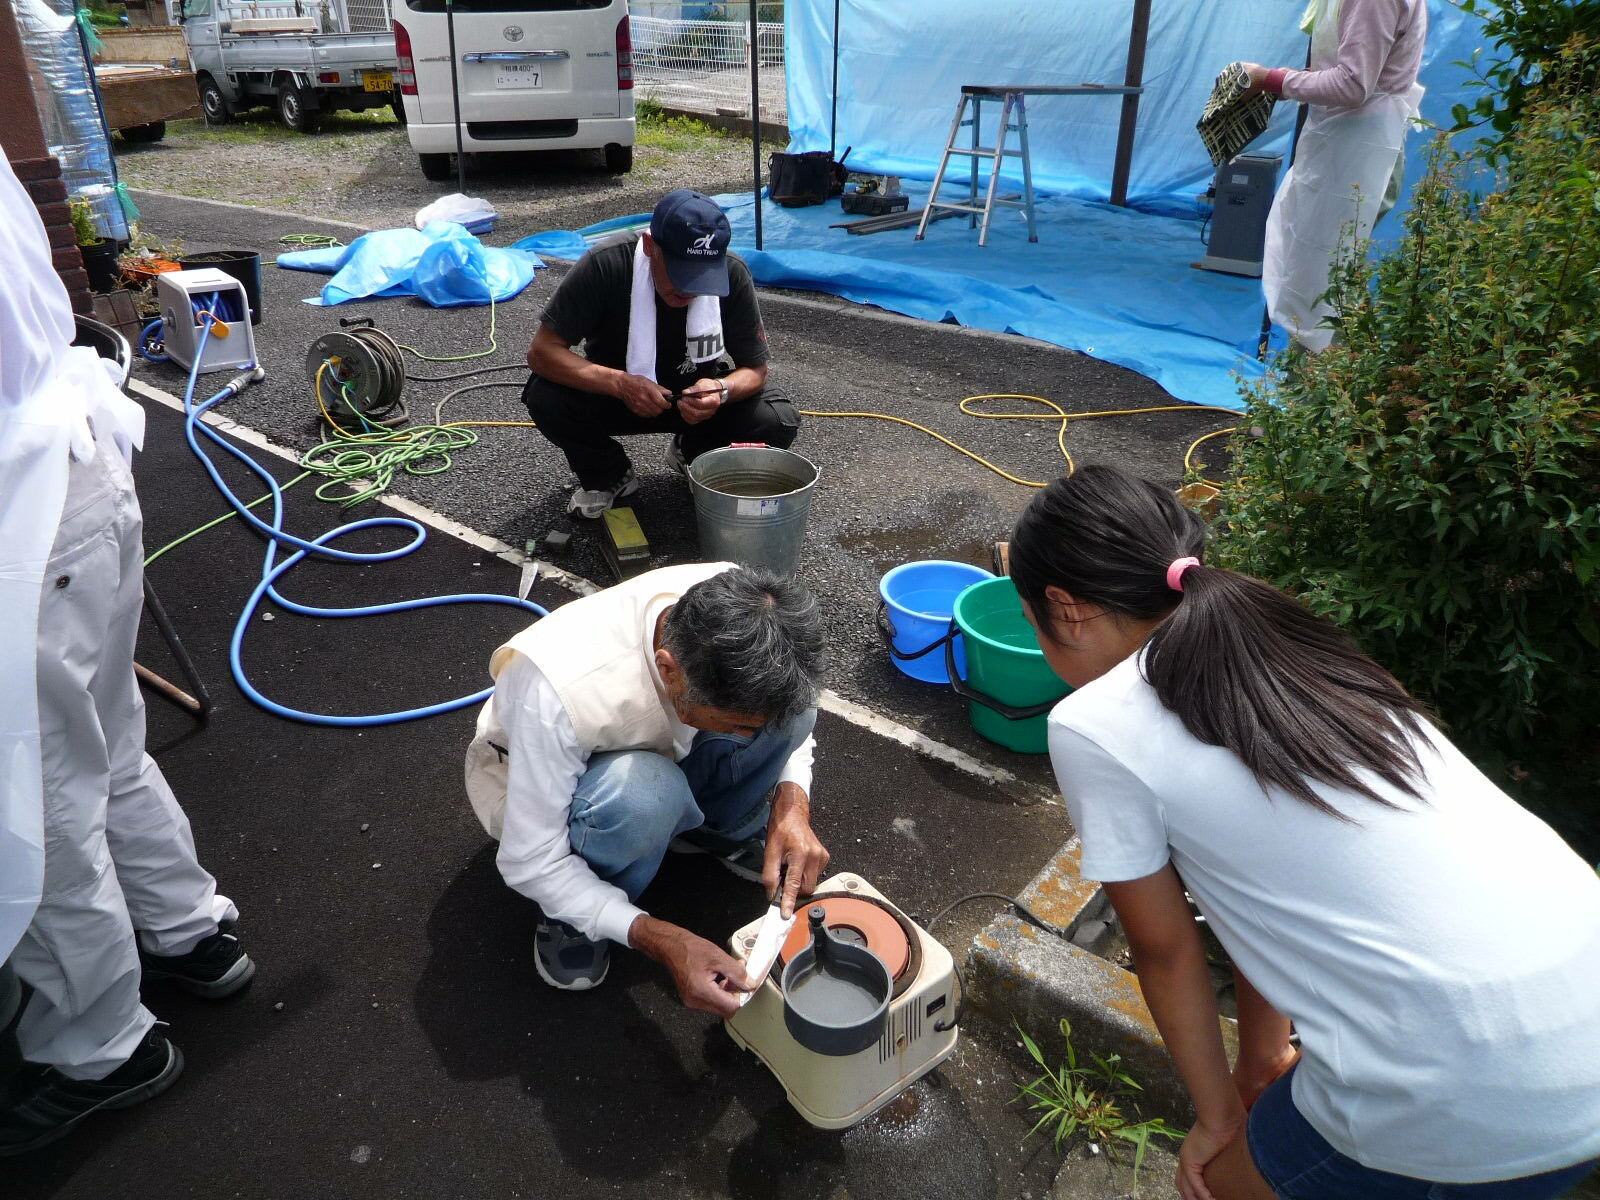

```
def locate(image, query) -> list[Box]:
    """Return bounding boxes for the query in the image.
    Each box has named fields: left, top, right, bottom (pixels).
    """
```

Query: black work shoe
left=139, top=929, right=256, bottom=999
left=0, top=1028, right=183, bottom=1156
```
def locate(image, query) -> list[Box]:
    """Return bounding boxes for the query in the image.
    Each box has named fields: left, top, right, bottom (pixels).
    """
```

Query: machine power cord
left=158, top=311, right=547, bottom=726
left=920, top=891, right=1073, bottom=1035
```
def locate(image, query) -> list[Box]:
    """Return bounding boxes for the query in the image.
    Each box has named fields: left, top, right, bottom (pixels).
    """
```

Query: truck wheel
left=390, top=91, right=407, bottom=125
left=120, top=121, right=167, bottom=144
left=278, top=84, right=321, bottom=133
left=604, top=143, right=633, bottom=174
left=198, top=76, right=230, bottom=125
left=418, top=153, right=453, bottom=182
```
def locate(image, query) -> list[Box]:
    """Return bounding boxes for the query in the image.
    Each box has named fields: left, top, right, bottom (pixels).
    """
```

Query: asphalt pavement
left=126, top=190, right=1239, bottom=799
left=5, top=393, right=1074, bottom=1199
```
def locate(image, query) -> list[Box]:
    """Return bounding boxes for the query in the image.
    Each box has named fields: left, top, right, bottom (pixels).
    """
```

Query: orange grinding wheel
left=776, top=895, right=911, bottom=981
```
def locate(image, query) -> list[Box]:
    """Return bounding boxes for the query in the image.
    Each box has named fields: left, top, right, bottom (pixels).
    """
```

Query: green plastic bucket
left=947, top=577, right=1072, bottom=754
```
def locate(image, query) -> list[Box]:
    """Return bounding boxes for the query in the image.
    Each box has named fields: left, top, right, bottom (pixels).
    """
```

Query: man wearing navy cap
left=524, top=189, right=801, bottom=518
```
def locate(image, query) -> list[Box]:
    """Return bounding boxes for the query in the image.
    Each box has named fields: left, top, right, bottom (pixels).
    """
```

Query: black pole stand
left=749, top=0, right=763, bottom=250
left=446, top=0, right=467, bottom=195
left=1109, top=0, right=1151, bottom=208
left=829, top=0, right=840, bottom=160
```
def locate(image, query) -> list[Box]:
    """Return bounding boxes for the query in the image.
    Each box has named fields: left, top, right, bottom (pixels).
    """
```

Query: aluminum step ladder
left=916, top=87, right=1039, bottom=247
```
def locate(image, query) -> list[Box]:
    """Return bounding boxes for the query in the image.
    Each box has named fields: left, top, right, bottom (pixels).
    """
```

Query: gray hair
left=662, top=568, right=826, bottom=725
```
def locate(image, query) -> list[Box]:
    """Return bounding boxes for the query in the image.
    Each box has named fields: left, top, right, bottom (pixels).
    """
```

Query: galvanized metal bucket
left=687, top=444, right=820, bottom=576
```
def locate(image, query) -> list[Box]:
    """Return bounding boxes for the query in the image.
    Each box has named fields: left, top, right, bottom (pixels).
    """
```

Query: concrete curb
left=965, top=840, right=1236, bottom=1127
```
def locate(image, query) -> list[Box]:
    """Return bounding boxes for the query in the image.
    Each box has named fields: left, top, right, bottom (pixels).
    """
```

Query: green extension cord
left=144, top=471, right=313, bottom=567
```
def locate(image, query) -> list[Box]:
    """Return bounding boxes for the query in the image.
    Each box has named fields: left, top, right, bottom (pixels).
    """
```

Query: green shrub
left=1451, top=0, right=1600, bottom=163
left=1211, top=44, right=1600, bottom=776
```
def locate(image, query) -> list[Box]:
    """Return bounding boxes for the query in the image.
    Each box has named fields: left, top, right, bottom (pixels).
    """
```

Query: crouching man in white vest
left=465, top=562, right=828, bottom=1014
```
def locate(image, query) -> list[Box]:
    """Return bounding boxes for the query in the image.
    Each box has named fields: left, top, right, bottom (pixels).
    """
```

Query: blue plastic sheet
left=278, top=222, right=542, bottom=307
left=784, top=0, right=1491, bottom=234
left=521, top=189, right=1270, bottom=411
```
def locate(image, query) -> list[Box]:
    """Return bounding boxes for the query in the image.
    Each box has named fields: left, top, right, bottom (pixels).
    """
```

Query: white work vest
left=1262, top=0, right=1425, bottom=351
left=463, top=561, right=733, bottom=839
left=0, top=156, right=145, bottom=963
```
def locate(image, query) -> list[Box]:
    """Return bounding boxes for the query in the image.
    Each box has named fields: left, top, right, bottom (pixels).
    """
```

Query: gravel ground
left=115, top=108, right=771, bottom=232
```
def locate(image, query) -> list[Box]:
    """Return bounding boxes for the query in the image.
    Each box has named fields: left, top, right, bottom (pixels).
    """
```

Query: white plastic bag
left=413, top=193, right=499, bottom=232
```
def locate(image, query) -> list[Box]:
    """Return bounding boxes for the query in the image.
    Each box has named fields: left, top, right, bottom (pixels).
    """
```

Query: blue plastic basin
left=877, top=560, right=994, bottom=684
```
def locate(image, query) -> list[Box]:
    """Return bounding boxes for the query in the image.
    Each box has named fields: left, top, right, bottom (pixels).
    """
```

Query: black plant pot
left=79, top=239, right=120, bottom=294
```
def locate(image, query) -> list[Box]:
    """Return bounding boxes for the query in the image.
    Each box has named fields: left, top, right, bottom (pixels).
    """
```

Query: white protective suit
left=0, top=156, right=237, bottom=1079
left=1261, top=0, right=1427, bottom=351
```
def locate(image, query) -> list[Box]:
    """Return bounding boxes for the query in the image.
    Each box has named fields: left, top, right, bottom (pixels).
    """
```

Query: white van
left=393, top=0, right=635, bottom=180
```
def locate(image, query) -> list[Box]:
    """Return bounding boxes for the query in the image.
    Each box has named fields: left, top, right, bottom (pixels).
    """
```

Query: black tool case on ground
left=840, top=191, right=909, bottom=217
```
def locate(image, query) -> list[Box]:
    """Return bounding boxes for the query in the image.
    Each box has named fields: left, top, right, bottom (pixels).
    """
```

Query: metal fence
left=630, top=6, right=786, bottom=125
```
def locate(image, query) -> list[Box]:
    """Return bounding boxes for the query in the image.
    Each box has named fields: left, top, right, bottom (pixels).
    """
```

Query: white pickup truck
left=170, top=0, right=397, bottom=132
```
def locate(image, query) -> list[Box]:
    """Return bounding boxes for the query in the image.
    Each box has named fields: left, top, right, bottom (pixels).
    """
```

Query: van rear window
left=403, top=0, right=611, bottom=10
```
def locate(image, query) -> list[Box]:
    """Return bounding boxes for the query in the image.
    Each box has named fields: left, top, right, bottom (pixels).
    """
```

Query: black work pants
left=522, top=375, right=802, bottom=490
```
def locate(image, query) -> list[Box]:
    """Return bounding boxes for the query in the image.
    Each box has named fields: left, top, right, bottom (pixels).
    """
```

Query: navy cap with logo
left=649, top=189, right=732, bottom=298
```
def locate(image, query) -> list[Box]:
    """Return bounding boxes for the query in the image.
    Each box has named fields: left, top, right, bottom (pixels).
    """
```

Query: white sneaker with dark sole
left=567, top=469, right=639, bottom=519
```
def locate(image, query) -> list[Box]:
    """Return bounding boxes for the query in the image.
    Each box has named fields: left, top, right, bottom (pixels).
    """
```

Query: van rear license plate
left=495, top=65, right=542, bottom=89
left=363, top=72, right=393, bottom=92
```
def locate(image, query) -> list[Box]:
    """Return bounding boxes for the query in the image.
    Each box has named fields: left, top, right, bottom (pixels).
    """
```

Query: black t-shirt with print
left=539, top=233, right=769, bottom=394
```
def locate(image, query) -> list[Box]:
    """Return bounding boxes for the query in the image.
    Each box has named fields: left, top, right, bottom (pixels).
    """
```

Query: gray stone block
left=968, top=914, right=1237, bottom=1127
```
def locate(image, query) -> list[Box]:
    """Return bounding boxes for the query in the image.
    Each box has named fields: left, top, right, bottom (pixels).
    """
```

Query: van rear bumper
left=407, top=116, right=633, bottom=154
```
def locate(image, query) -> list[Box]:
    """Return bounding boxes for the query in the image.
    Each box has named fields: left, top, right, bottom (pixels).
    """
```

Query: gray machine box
left=1196, top=153, right=1282, bottom=278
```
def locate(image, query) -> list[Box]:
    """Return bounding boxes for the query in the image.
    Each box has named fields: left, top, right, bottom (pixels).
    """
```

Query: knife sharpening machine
left=155, top=269, right=257, bottom=374
left=724, top=873, right=959, bottom=1129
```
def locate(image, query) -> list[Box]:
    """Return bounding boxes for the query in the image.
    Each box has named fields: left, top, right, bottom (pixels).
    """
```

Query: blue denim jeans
left=1247, top=1065, right=1600, bottom=1199
left=566, top=709, right=817, bottom=902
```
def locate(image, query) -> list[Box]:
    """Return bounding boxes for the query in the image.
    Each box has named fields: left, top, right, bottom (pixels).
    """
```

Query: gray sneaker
left=664, top=437, right=689, bottom=477
left=566, top=469, right=639, bottom=519
left=534, top=919, right=610, bottom=991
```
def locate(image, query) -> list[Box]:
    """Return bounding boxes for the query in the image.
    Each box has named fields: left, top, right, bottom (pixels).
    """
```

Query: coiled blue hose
left=168, top=314, right=546, bottom=726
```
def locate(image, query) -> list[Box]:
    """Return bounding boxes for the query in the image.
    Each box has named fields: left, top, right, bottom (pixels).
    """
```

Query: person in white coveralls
left=0, top=155, right=253, bottom=1157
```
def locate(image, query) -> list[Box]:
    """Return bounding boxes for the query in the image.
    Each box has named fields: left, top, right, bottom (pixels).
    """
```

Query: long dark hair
left=1010, top=464, right=1431, bottom=819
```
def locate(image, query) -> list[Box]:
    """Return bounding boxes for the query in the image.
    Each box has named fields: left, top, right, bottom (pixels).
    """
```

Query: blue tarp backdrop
left=526, top=2, right=1496, bottom=410
left=785, top=0, right=1486, bottom=229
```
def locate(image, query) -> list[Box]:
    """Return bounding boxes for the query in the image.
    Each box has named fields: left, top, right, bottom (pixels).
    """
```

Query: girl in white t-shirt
left=1009, top=464, right=1600, bottom=1200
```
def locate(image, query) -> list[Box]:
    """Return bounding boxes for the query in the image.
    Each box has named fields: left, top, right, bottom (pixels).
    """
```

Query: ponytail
left=1011, top=465, right=1429, bottom=819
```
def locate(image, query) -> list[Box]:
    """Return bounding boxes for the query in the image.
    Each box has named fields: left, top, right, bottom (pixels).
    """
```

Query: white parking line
left=130, top=376, right=1040, bottom=793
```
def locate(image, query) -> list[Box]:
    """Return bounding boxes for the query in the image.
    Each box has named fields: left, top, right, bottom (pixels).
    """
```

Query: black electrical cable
left=920, top=892, right=1072, bottom=1034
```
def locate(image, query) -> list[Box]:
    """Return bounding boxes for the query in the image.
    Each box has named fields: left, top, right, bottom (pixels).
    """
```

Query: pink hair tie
left=1165, top=556, right=1201, bottom=592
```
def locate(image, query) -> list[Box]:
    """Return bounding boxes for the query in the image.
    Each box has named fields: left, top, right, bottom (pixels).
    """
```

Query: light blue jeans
left=567, top=709, right=817, bottom=903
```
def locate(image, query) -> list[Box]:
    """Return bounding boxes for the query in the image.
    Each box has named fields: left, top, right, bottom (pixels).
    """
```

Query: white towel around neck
left=626, top=237, right=725, bottom=382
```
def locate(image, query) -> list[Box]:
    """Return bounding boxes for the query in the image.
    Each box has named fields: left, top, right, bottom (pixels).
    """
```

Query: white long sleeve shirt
left=492, top=613, right=814, bottom=948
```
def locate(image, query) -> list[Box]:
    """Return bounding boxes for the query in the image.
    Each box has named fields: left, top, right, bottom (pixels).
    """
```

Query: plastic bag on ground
left=414, top=192, right=499, bottom=234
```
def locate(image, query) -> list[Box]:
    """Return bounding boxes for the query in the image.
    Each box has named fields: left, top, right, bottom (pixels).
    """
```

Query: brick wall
left=12, top=156, right=94, bottom=314
left=0, top=0, right=96, bottom=315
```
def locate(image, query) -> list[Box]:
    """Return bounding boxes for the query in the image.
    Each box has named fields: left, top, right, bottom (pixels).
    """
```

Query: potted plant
left=70, top=198, right=120, bottom=294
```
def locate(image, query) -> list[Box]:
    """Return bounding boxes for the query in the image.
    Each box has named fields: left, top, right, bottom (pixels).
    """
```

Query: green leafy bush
left=1451, top=0, right=1600, bottom=163
left=1211, top=44, right=1600, bottom=778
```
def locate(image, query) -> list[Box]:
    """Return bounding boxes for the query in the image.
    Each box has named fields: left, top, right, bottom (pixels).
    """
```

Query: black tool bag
left=767, top=150, right=839, bottom=208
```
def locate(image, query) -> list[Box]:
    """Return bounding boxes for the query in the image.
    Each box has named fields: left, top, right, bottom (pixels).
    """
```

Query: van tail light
left=393, top=19, right=418, bottom=94
left=615, top=15, right=633, bottom=90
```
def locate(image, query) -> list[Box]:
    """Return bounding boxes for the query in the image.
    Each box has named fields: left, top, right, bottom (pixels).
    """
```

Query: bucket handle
left=875, top=600, right=957, bottom=662
left=943, top=620, right=1060, bottom=722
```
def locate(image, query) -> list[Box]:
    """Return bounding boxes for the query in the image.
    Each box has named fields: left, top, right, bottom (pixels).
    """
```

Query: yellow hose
left=800, top=394, right=1237, bottom=488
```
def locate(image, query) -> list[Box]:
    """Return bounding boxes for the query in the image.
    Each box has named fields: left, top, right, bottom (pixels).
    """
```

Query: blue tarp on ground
left=516, top=186, right=1273, bottom=411
left=277, top=221, right=543, bottom=307
left=784, top=0, right=1489, bottom=234
left=521, top=2, right=1498, bottom=409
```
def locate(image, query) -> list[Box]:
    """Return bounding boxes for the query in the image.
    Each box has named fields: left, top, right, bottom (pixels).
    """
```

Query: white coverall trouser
left=7, top=419, right=236, bottom=1081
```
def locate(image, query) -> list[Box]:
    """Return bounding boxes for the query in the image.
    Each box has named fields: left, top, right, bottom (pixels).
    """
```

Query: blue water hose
left=167, top=313, right=546, bottom=726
